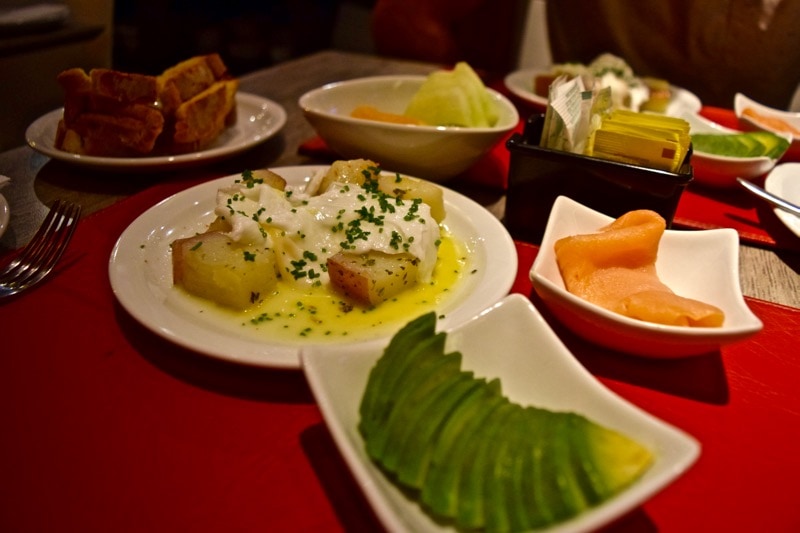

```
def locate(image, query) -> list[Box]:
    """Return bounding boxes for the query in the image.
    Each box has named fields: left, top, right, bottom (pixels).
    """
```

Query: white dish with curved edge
left=682, top=112, right=787, bottom=188
left=302, top=293, right=701, bottom=533
left=530, top=196, right=763, bottom=357
left=0, top=194, right=8, bottom=239
left=504, top=68, right=701, bottom=117
left=735, top=92, right=800, bottom=158
left=764, top=163, right=800, bottom=238
left=299, top=75, right=519, bottom=181
left=26, top=93, right=286, bottom=171
left=109, top=166, right=517, bottom=368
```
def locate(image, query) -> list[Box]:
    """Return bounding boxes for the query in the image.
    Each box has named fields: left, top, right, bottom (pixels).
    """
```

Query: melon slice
left=404, top=62, right=497, bottom=127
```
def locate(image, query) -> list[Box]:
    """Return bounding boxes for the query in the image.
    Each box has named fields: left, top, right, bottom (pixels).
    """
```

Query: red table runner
left=1, top=176, right=799, bottom=531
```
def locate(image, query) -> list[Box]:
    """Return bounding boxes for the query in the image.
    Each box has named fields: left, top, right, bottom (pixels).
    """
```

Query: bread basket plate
left=504, top=68, right=701, bottom=117
left=25, top=93, right=286, bottom=171
left=108, top=165, right=517, bottom=368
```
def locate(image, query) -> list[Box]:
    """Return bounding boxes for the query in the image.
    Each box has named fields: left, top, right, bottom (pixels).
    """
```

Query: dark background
left=112, top=0, right=377, bottom=76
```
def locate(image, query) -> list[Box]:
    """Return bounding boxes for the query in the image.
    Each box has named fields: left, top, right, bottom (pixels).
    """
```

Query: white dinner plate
left=25, top=93, right=286, bottom=171
left=108, top=166, right=518, bottom=368
left=764, top=163, right=800, bottom=238
left=302, top=294, right=701, bottom=532
left=0, top=193, right=9, bottom=239
left=504, top=68, right=702, bottom=117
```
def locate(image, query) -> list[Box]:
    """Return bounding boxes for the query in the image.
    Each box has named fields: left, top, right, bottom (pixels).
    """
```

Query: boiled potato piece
left=377, top=173, right=446, bottom=223
left=316, top=158, right=378, bottom=194
left=172, top=231, right=278, bottom=310
left=328, top=251, right=419, bottom=305
left=249, top=169, right=287, bottom=191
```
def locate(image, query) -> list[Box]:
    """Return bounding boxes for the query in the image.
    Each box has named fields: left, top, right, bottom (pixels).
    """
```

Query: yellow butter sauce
left=176, top=232, right=472, bottom=345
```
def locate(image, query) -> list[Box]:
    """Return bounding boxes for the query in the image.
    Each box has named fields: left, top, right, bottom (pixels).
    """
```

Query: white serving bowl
left=302, top=293, right=700, bottom=533
left=298, top=75, right=519, bottom=181
left=682, top=112, right=787, bottom=188
left=530, top=196, right=763, bottom=357
left=735, top=92, right=800, bottom=160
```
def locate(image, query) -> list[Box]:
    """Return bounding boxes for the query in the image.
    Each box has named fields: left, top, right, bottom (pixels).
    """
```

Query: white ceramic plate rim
left=25, top=93, right=287, bottom=170
left=765, top=163, right=800, bottom=238
left=108, top=166, right=518, bottom=368
left=504, top=67, right=702, bottom=117
left=530, top=196, right=762, bottom=344
left=299, top=75, right=519, bottom=133
left=302, top=293, right=701, bottom=533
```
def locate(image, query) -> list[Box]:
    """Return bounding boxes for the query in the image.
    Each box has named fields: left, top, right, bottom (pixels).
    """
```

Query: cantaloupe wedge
left=554, top=210, right=725, bottom=327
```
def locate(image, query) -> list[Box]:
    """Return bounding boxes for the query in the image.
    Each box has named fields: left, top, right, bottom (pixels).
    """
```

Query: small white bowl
left=298, top=75, right=519, bottom=181
left=530, top=196, right=763, bottom=357
left=735, top=93, right=800, bottom=159
left=682, top=112, right=787, bottom=188
left=302, top=293, right=701, bottom=533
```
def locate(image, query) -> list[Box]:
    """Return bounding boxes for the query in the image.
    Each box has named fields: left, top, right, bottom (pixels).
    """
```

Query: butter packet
left=589, top=110, right=690, bottom=172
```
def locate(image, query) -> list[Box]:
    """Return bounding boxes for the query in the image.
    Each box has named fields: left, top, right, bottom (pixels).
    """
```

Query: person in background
left=370, top=0, right=529, bottom=73
left=371, top=0, right=800, bottom=109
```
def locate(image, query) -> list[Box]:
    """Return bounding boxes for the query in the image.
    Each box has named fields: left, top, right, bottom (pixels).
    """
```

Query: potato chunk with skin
left=377, top=173, right=446, bottom=223
left=328, top=251, right=420, bottom=305
left=172, top=231, right=278, bottom=310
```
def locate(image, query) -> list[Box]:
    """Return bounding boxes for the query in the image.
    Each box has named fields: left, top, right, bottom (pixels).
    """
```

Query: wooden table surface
left=1, top=50, right=798, bottom=309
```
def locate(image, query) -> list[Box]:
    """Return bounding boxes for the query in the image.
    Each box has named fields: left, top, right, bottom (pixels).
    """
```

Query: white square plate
left=530, top=196, right=763, bottom=357
left=302, top=294, right=701, bottom=532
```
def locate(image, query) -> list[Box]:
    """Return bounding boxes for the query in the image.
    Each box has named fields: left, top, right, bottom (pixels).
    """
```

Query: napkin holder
left=504, top=114, right=693, bottom=243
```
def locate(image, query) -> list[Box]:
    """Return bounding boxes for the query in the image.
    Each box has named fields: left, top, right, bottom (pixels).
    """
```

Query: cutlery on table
left=0, top=199, right=81, bottom=299
left=736, top=177, right=800, bottom=218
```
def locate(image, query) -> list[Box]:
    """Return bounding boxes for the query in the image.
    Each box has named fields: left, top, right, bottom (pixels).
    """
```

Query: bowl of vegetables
left=298, top=63, right=519, bottom=181
left=682, top=111, right=790, bottom=188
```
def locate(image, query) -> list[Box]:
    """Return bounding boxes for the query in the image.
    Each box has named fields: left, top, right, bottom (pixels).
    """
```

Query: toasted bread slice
left=89, top=68, right=159, bottom=104
left=54, top=54, right=237, bottom=157
left=56, top=104, right=165, bottom=156
left=169, top=78, right=239, bottom=153
left=158, top=53, right=231, bottom=114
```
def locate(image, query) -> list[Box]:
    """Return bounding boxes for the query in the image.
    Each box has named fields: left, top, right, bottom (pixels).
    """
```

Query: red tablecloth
left=1, top=174, right=799, bottom=531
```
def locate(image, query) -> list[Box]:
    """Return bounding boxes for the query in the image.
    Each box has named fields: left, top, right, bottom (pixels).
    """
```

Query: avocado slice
left=749, top=131, right=790, bottom=158
left=577, top=417, right=654, bottom=497
left=394, top=370, right=483, bottom=489
left=358, top=312, right=436, bottom=437
left=456, top=400, right=517, bottom=529
left=484, top=404, right=529, bottom=533
left=691, top=131, right=789, bottom=158
left=359, top=313, right=655, bottom=530
left=365, top=332, right=449, bottom=460
left=421, top=381, right=505, bottom=518
left=376, top=350, right=463, bottom=470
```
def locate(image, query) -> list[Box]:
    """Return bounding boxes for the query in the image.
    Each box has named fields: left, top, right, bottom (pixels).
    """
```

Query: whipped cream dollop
left=214, top=171, right=440, bottom=287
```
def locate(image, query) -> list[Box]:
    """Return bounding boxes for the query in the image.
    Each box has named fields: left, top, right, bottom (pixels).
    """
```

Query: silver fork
left=0, top=199, right=81, bottom=299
